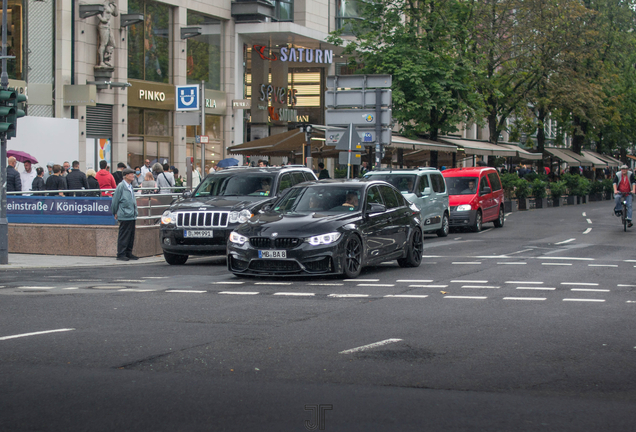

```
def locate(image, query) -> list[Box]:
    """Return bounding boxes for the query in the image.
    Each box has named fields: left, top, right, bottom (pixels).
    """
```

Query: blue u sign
left=176, top=85, right=199, bottom=111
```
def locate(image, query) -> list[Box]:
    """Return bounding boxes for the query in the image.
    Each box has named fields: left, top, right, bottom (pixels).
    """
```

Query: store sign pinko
left=253, top=45, right=334, bottom=64
left=128, top=79, right=176, bottom=110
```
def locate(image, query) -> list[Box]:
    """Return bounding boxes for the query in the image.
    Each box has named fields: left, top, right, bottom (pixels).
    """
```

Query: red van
left=442, top=167, right=505, bottom=232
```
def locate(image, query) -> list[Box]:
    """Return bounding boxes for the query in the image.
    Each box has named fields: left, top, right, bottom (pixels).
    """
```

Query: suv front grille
left=177, top=211, right=229, bottom=228
left=249, top=237, right=301, bottom=249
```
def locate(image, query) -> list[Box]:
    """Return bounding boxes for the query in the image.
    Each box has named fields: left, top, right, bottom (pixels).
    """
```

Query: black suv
left=159, top=166, right=317, bottom=264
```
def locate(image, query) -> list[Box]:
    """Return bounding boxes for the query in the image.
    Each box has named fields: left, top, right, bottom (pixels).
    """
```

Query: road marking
left=561, top=282, right=599, bottom=286
left=328, top=294, right=369, bottom=298
left=62, top=288, right=79, bottom=290
left=563, top=299, right=605, bottom=302
left=17, top=286, right=54, bottom=290
left=588, top=264, right=618, bottom=268
left=273, top=292, right=315, bottom=296
left=69, top=279, right=101, bottom=282
left=462, top=285, right=500, bottom=289
left=451, top=280, right=488, bottom=283
left=444, top=296, right=487, bottom=300
left=624, top=260, right=636, bottom=263
left=142, top=277, right=169, bottom=279
left=542, top=263, right=572, bottom=266
left=218, top=291, right=259, bottom=295
left=582, top=212, right=586, bottom=217
left=498, top=262, right=527, bottom=265
left=409, top=284, right=448, bottom=288
left=357, top=284, right=395, bottom=287
left=555, top=238, right=576, bottom=245
left=587, top=219, right=592, bottom=224
left=540, top=257, right=594, bottom=261
left=478, top=228, right=493, bottom=234
left=165, top=290, right=207, bottom=293
left=397, top=280, right=433, bottom=283
left=113, top=280, right=145, bottom=283
left=339, top=338, right=403, bottom=354
left=618, top=284, right=636, bottom=287
left=475, top=255, right=512, bottom=259
left=503, top=297, right=546, bottom=301
left=384, top=295, right=429, bottom=298
left=452, top=262, right=482, bottom=265
left=118, top=289, right=156, bottom=292
left=344, top=279, right=379, bottom=282
left=509, top=249, right=533, bottom=255
left=516, top=287, right=555, bottom=291
left=571, top=288, right=610, bottom=292
left=454, top=237, right=462, bottom=241
left=0, top=328, right=75, bottom=341
left=308, top=283, right=344, bottom=286
left=255, top=282, right=292, bottom=285
left=422, top=255, right=441, bottom=258
left=505, top=212, right=512, bottom=217
left=506, top=281, right=544, bottom=284
left=583, top=228, right=592, bottom=234
left=212, top=281, right=245, bottom=285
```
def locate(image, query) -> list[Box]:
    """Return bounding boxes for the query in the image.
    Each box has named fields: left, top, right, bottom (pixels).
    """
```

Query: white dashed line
left=409, top=285, right=448, bottom=288
left=62, top=288, right=79, bottom=290
left=570, top=288, right=610, bottom=292
left=542, top=263, right=572, bottom=266
left=142, top=277, right=169, bottom=279
left=165, top=290, right=207, bottom=293
left=461, top=285, right=500, bottom=289
left=509, top=249, right=533, bottom=255
left=384, top=295, right=429, bottom=298
left=478, top=228, right=493, bottom=234
left=397, top=280, right=433, bottom=283
left=516, top=287, right=555, bottom=291
left=588, top=264, right=618, bottom=268
left=561, top=282, right=599, bottom=286
left=587, top=219, right=592, bottom=224
left=273, top=292, right=315, bottom=296
left=69, top=279, right=101, bottom=282
left=497, top=262, right=527, bottom=265
left=624, top=260, right=636, bottom=263
left=451, top=280, right=488, bottom=284
left=113, top=280, right=145, bottom=283
left=540, top=257, right=595, bottom=261
left=17, top=286, right=54, bottom=290
left=218, top=291, right=259, bottom=295
left=563, top=299, right=606, bottom=302
left=503, top=297, right=546, bottom=301
left=583, top=228, right=592, bottom=234
left=357, top=284, right=395, bottom=287
left=443, top=296, right=487, bottom=300
left=328, top=294, right=369, bottom=298
left=211, top=281, right=245, bottom=285
left=422, top=255, right=441, bottom=258
left=255, top=282, right=292, bottom=285
left=308, top=283, right=344, bottom=286
left=618, top=284, right=636, bottom=287
left=118, top=289, right=156, bottom=292
left=0, top=328, right=75, bottom=341
left=339, top=338, right=403, bottom=354
left=505, top=213, right=512, bottom=217
left=344, top=279, right=379, bottom=282
left=582, top=212, right=586, bottom=217
left=506, top=281, right=544, bottom=284
left=555, top=238, right=576, bottom=245
left=452, top=262, right=482, bottom=265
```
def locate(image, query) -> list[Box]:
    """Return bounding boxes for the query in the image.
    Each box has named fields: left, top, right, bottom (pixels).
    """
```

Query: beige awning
left=581, top=150, right=609, bottom=168
left=545, top=148, right=581, bottom=165
left=438, top=137, right=517, bottom=156
left=390, top=136, right=457, bottom=153
left=498, top=143, right=542, bottom=160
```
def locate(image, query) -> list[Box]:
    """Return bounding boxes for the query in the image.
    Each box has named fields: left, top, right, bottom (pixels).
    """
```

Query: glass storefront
left=127, top=107, right=174, bottom=168
left=186, top=12, right=222, bottom=90
left=186, top=114, right=222, bottom=173
left=128, top=0, right=171, bottom=83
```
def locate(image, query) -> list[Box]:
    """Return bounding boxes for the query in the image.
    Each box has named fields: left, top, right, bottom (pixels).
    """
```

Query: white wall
left=9, top=116, right=80, bottom=169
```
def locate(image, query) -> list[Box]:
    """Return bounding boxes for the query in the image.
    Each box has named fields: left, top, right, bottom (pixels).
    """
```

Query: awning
left=498, top=143, right=542, bottom=160
left=625, top=154, right=636, bottom=162
left=581, top=150, right=609, bottom=168
left=438, top=137, right=517, bottom=156
left=545, top=148, right=583, bottom=165
left=390, top=136, right=457, bottom=153
left=227, top=129, right=307, bottom=156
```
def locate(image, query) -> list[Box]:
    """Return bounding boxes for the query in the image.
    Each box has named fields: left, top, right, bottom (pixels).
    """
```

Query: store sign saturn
left=253, top=45, right=334, bottom=64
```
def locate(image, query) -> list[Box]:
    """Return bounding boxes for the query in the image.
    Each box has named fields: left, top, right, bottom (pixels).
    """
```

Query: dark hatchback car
left=227, top=179, right=424, bottom=278
left=160, top=166, right=317, bottom=265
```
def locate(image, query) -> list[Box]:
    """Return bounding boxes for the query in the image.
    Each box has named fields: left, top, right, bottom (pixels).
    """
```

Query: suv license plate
left=184, top=230, right=213, bottom=238
left=258, top=250, right=286, bottom=259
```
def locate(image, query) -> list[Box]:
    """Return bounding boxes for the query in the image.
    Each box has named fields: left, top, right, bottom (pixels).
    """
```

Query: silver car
left=364, top=168, right=450, bottom=237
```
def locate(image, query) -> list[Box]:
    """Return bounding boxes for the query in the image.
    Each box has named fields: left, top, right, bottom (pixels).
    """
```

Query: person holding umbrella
left=217, top=158, right=239, bottom=169
left=20, top=160, right=37, bottom=193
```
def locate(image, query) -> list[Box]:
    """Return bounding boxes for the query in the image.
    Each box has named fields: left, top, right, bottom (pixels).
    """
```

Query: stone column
left=172, top=6, right=188, bottom=174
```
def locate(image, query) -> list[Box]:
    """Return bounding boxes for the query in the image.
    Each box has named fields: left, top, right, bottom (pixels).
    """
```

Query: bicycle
left=618, top=193, right=632, bottom=232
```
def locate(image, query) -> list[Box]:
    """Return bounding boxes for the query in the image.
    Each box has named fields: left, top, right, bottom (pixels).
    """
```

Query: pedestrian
left=111, top=168, right=139, bottom=261
left=6, top=156, right=22, bottom=193
left=45, top=164, right=66, bottom=196
left=151, top=162, right=163, bottom=180
left=112, top=162, right=126, bottom=185
left=360, top=161, right=369, bottom=175
left=173, top=168, right=183, bottom=187
left=318, top=162, right=330, bottom=179
left=141, top=172, right=157, bottom=194
left=19, top=159, right=37, bottom=194
left=156, top=163, right=175, bottom=193
left=132, top=166, right=143, bottom=187
left=140, top=159, right=152, bottom=178
left=43, top=161, right=54, bottom=182
left=86, top=169, right=101, bottom=196
left=66, top=160, right=89, bottom=196
left=258, top=160, right=267, bottom=167
left=31, top=167, right=46, bottom=193
left=191, top=167, right=202, bottom=189
left=96, top=159, right=117, bottom=196
left=62, top=161, right=71, bottom=176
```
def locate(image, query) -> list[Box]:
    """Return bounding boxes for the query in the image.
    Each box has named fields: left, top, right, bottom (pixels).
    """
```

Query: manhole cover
left=91, top=285, right=128, bottom=290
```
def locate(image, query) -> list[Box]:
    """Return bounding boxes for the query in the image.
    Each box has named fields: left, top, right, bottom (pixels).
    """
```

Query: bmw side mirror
left=182, top=190, right=192, bottom=198
left=367, top=203, right=387, bottom=215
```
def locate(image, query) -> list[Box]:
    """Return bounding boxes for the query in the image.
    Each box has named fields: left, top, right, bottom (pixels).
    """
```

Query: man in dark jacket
left=45, top=164, right=67, bottom=196
left=6, top=156, right=22, bottom=193
left=31, top=167, right=46, bottom=193
left=66, top=160, right=89, bottom=196
left=112, top=162, right=126, bottom=185
left=318, top=162, right=330, bottom=180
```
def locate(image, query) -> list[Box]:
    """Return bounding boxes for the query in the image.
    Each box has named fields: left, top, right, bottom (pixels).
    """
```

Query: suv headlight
left=229, top=209, right=253, bottom=224
left=229, top=231, right=248, bottom=245
left=306, top=232, right=341, bottom=246
left=456, top=205, right=472, bottom=211
left=161, top=210, right=177, bottom=225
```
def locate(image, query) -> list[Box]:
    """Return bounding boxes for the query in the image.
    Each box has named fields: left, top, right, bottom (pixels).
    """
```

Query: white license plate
left=258, top=250, right=287, bottom=259
left=184, top=230, right=213, bottom=238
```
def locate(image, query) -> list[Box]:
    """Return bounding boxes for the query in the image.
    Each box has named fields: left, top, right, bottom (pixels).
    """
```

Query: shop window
left=127, top=108, right=173, bottom=167
left=275, top=0, right=293, bottom=22
left=128, top=0, right=170, bottom=83
left=186, top=12, right=222, bottom=90
left=336, top=0, right=361, bottom=35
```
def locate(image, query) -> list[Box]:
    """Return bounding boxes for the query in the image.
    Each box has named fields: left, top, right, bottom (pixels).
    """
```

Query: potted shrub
left=574, top=176, right=591, bottom=204
left=531, top=178, right=548, bottom=208
left=561, top=172, right=579, bottom=205
left=515, top=178, right=531, bottom=210
left=589, top=180, right=604, bottom=201
left=549, top=180, right=567, bottom=207
left=602, top=178, right=614, bottom=200
left=501, top=173, right=519, bottom=212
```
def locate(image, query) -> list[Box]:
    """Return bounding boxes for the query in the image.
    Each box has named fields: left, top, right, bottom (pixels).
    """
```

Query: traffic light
left=7, top=89, right=26, bottom=139
left=0, top=90, right=16, bottom=138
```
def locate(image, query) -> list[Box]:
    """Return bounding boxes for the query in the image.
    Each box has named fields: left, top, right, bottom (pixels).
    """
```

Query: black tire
left=164, top=251, right=188, bottom=265
left=493, top=206, right=505, bottom=228
left=623, top=204, right=627, bottom=232
left=342, top=235, right=363, bottom=279
left=471, top=210, right=482, bottom=233
left=398, top=228, right=423, bottom=268
left=436, top=213, right=449, bottom=237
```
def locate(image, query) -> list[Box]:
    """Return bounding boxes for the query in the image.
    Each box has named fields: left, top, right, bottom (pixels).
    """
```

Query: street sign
left=339, top=151, right=362, bottom=165
left=327, top=75, right=392, bottom=89
left=200, top=135, right=209, bottom=143
left=325, top=109, right=392, bottom=127
left=176, top=84, right=199, bottom=111
left=354, top=128, right=392, bottom=145
left=325, top=89, right=392, bottom=108
left=176, top=111, right=200, bottom=126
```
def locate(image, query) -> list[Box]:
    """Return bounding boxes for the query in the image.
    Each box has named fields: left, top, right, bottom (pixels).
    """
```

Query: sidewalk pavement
left=0, top=254, right=166, bottom=269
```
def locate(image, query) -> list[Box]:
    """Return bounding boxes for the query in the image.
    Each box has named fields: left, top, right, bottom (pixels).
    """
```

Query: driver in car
left=342, top=192, right=359, bottom=209
left=462, top=180, right=477, bottom=194
left=255, top=179, right=271, bottom=195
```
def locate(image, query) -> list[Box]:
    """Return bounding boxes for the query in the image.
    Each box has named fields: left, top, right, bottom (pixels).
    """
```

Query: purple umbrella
left=7, top=150, right=38, bottom=163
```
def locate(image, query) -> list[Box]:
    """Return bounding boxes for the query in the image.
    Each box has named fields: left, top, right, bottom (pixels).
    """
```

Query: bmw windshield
left=194, top=173, right=276, bottom=197
left=272, top=186, right=362, bottom=215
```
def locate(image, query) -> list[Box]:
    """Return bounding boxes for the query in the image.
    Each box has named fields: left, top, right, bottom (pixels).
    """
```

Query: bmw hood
left=238, top=211, right=360, bottom=238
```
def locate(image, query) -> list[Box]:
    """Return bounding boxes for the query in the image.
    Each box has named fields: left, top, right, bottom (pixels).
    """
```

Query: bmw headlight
left=229, top=231, right=248, bottom=245
left=456, top=205, right=472, bottom=211
left=229, top=210, right=254, bottom=224
left=161, top=210, right=177, bottom=225
left=306, top=232, right=342, bottom=246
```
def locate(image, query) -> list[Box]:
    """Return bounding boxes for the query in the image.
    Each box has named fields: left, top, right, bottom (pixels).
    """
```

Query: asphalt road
left=1, top=200, right=635, bottom=431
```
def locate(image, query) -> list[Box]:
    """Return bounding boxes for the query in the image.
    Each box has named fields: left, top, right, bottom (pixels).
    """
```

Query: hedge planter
left=535, top=198, right=549, bottom=209
left=589, top=193, right=603, bottom=202
left=518, top=198, right=531, bottom=210
left=576, top=195, right=589, bottom=204
left=566, top=195, right=576, bottom=205
left=504, top=200, right=518, bottom=212
left=551, top=197, right=562, bottom=207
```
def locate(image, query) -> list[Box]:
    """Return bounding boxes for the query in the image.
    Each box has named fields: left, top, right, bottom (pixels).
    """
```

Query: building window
left=336, top=0, right=361, bottom=35
left=127, top=0, right=171, bottom=83
left=275, top=0, right=293, bottom=22
left=127, top=107, right=173, bottom=168
left=2, top=0, right=24, bottom=79
left=186, top=12, right=222, bottom=90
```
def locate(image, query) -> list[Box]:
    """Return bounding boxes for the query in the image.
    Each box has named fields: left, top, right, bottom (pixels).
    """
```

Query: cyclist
left=613, top=164, right=636, bottom=228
